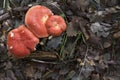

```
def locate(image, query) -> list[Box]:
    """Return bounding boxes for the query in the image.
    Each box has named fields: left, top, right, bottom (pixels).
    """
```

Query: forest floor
left=0, top=0, right=120, bottom=80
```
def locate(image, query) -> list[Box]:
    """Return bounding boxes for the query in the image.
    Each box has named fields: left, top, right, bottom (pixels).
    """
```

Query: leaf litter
left=0, top=0, right=120, bottom=80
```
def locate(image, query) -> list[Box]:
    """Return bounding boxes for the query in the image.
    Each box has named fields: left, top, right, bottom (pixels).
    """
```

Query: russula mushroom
left=7, top=25, right=39, bottom=58
left=25, top=5, right=53, bottom=38
left=7, top=5, right=67, bottom=58
left=46, top=15, right=67, bottom=36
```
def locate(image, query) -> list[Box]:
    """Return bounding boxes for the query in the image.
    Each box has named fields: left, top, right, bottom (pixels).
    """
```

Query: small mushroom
left=7, top=25, right=39, bottom=58
left=25, top=5, right=53, bottom=38
left=46, top=15, right=67, bottom=36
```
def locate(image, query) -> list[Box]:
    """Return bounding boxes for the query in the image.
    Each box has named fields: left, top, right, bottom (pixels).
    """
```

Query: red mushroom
left=7, top=25, right=39, bottom=58
left=46, top=15, right=67, bottom=36
left=25, top=5, right=53, bottom=38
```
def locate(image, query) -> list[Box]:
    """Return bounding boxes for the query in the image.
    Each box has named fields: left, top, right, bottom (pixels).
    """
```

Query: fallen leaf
left=59, top=67, right=69, bottom=75
left=14, top=69, right=25, bottom=80
left=103, top=42, right=111, bottom=48
left=47, top=36, right=62, bottom=49
left=88, top=31, right=103, bottom=49
left=66, top=16, right=80, bottom=37
left=67, top=22, right=79, bottom=36
left=66, top=70, right=76, bottom=80
left=90, top=22, right=110, bottom=38
left=24, top=64, right=35, bottom=78
left=34, top=71, right=42, bottom=80
left=6, top=70, right=17, bottom=80
left=76, top=0, right=90, bottom=12
left=113, top=31, right=120, bottom=38
left=67, top=16, right=89, bottom=40
left=82, top=64, right=94, bottom=78
left=91, top=73, right=100, bottom=80
left=72, top=74, right=84, bottom=80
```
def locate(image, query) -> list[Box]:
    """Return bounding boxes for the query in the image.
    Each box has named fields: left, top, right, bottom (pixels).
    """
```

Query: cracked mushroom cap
left=7, top=25, right=39, bottom=58
left=25, top=5, right=53, bottom=38
left=46, top=15, right=67, bottom=36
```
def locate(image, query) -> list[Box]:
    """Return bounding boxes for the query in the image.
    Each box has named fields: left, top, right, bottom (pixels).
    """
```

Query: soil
left=0, top=0, right=120, bottom=80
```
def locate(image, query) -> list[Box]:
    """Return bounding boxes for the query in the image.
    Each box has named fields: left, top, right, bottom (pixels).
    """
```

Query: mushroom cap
left=25, top=5, right=53, bottom=38
left=7, top=25, right=39, bottom=58
left=46, top=15, right=67, bottom=36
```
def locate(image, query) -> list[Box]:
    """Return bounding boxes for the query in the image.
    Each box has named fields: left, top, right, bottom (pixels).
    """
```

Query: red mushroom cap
left=7, top=25, right=39, bottom=58
left=46, top=15, right=67, bottom=36
left=25, top=5, right=53, bottom=38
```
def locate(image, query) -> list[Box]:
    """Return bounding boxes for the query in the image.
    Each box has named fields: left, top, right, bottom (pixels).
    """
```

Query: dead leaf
left=14, top=69, right=25, bottom=80
left=91, top=73, right=100, bottom=80
left=67, top=16, right=89, bottom=39
left=34, top=71, right=42, bottom=80
left=72, top=74, right=84, bottom=80
left=0, top=73, right=6, bottom=80
left=66, top=16, right=80, bottom=37
left=6, top=70, right=17, bottom=80
left=76, top=0, right=90, bottom=12
left=78, top=17, right=89, bottom=40
left=24, top=64, right=35, bottom=78
left=66, top=70, right=76, bottom=80
left=47, top=36, right=62, bottom=49
left=82, top=64, right=95, bottom=78
left=59, top=67, right=69, bottom=75
left=113, top=31, right=120, bottom=38
left=67, top=22, right=79, bottom=36
left=88, top=31, right=103, bottom=49
left=90, top=22, right=110, bottom=38
left=103, top=42, right=111, bottom=48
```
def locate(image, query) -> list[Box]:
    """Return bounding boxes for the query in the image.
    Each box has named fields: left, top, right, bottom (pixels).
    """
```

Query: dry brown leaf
left=113, top=31, right=120, bottom=38
left=67, top=16, right=89, bottom=38
left=103, top=42, right=111, bottom=48
left=67, top=22, right=79, bottom=36
left=24, top=65, right=35, bottom=78
left=76, top=0, right=90, bottom=12
left=88, top=31, right=103, bottom=49
left=66, top=17, right=80, bottom=37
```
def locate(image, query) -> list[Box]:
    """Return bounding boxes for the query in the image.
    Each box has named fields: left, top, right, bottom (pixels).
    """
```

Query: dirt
left=0, top=0, right=120, bottom=80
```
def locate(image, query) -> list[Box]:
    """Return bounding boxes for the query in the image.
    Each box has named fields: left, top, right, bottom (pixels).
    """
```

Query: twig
left=69, top=32, right=82, bottom=57
left=79, top=46, right=88, bottom=75
left=31, top=59, right=58, bottom=64
left=79, top=35, right=89, bottom=76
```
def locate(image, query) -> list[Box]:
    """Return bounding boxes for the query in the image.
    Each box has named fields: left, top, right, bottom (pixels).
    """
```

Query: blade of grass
left=69, top=32, right=82, bottom=57
left=9, top=0, right=17, bottom=7
left=3, top=0, right=11, bottom=10
left=3, top=0, right=6, bottom=8
left=31, top=59, right=58, bottom=64
left=79, top=34, right=89, bottom=76
left=60, top=33, right=67, bottom=60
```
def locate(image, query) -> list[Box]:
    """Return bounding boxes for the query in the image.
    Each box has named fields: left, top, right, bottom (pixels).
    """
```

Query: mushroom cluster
left=7, top=5, right=67, bottom=58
